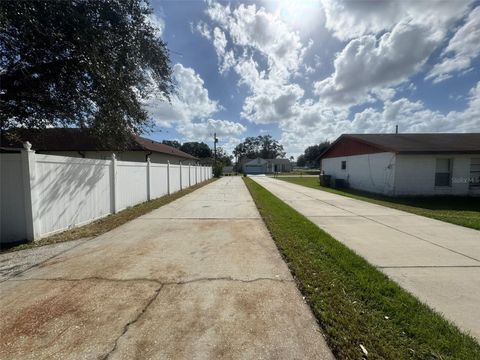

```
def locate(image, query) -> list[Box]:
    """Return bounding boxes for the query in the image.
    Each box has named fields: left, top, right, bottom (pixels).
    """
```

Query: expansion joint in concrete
left=9, top=276, right=293, bottom=285
left=9, top=276, right=163, bottom=285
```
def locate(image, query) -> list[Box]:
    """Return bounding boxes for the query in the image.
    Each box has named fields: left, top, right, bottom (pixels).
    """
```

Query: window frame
left=341, top=160, right=346, bottom=170
left=434, top=158, right=452, bottom=187
left=469, top=158, right=480, bottom=189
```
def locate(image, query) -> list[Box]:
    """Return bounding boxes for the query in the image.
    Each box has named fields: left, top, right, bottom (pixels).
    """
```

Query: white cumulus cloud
left=143, top=63, right=245, bottom=143
left=315, top=21, right=439, bottom=105
left=427, top=6, right=480, bottom=83
left=178, top=118, right=246, bottom=141
left=321, top=0, right=471, bottom=41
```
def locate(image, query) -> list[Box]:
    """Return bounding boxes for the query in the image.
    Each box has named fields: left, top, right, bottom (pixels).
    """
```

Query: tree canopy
left=0, top=0, right=173, bottom=146
left=162, top=140, right=181, bottom=149
left=296, top=141, right=330, bottom=168
left=215, top=147, right=233, bottom=166
left=166, top=140, right=231, bottom=166
left=180, top=142, right=213, bottom=159
left=233, top=135, right=286, bottom=160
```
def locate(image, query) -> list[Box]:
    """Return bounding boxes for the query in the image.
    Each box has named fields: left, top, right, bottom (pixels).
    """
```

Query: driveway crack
left=102, top=284, right=164, bottom=360
left=163, top=276, right=293, bottom=285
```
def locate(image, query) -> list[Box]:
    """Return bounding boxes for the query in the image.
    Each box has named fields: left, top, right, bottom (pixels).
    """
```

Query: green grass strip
left=278, top=177, right=480, bottom=230
left=244, top=177, right=480, bottom=360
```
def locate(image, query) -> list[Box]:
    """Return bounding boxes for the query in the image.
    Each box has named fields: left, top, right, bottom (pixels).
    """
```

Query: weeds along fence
left=0, top=147, right=212, bottom=244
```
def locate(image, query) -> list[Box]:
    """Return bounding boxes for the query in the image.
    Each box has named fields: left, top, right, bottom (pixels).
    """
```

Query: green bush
left=213, top=162, right=223, bottom=177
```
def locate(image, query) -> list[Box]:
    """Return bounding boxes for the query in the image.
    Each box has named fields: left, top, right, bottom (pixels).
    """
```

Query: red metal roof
left=320, top=133, right=480, bottom=159
left=132, top=135, right=197, bottom=159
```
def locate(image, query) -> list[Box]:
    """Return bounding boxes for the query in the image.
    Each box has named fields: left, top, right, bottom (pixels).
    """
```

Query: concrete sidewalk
left=0, top=177, right=334, bottom=359
left=251, top=176, right=480, bottom=340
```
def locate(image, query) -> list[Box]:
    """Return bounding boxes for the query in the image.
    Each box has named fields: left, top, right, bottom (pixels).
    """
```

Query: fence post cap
left=111, top=153, right=116, bottom=160
left=23, top=141, right=32, bottom=151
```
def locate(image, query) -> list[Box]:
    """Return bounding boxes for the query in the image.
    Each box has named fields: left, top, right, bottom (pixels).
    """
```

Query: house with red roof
left=318, top=133, right=480, bottom=196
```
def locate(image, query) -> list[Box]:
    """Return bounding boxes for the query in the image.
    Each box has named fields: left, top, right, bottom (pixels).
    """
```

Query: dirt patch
left=0, top=279, right=160, bottom=360
left=0, top=281, right=87, bottom=354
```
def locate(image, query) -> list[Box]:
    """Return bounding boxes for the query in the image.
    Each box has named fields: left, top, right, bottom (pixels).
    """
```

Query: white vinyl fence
left=0, top=146, right=212, bottom=244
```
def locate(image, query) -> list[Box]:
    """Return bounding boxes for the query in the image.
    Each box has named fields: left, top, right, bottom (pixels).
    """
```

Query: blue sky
left=143, top=0, right=480, bottom=157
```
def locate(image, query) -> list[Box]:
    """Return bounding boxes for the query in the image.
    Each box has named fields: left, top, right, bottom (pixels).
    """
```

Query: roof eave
left=397, top=150, right=480, bottom=155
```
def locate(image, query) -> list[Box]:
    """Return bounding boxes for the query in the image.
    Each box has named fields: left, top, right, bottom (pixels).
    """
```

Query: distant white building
left=243, top=157, right=292, bottom=174
left=319, top=133, right=480, bottom=196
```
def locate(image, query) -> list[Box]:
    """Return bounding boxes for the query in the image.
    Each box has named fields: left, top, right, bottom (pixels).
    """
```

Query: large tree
left=0, top=0, right=173, bottom=146
left=215, top=147, right=233, bottom=166
left=162, top=140, right=181, bottom=149
left=296, top=154, right=306, bottom=167
left=233, top=135, right=286, bottom=160
left=180, top=142, right=213, bottom=159
left=297, top=141, right=330, bottom=168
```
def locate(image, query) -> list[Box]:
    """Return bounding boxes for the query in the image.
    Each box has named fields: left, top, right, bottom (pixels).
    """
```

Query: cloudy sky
left=145, top=0, right=480, bottom=157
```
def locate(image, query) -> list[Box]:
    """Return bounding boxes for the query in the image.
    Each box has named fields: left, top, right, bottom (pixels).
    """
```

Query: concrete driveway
left=0, top=177, right=334, bottom=360
left=251, top=176, right=480, bottom=340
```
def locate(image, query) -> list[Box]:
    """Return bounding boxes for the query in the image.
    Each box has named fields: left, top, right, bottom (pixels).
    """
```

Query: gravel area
left=0, top=238, right=90, bottom=282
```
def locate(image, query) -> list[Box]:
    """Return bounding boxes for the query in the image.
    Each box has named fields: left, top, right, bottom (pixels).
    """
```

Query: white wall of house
left=0, top=151, right=212, bottom=245
left=394, top=154, right=479, bottom=196
left=321, top=152, right=396, bottom=195
left=39, top=150, right=196, bottom=164
left=322, top=152, right=480, bottom=196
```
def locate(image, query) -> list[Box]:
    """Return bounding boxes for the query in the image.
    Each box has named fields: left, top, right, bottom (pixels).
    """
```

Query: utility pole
left=213, top=132, right=218, bottom=166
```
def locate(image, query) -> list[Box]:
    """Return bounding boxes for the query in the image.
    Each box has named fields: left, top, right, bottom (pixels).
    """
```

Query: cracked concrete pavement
left=0, top=177, right=334, bottom=360
left=251, top=176, right=480, bottom=341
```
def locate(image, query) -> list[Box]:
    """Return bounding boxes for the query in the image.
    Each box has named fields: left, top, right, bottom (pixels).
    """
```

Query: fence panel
left=34, top=154, right=111, bottom=237
left=190, top=166, right=196, bottom=185
left=1, top=154, right=27, bottom=243
left=116, top=161, right=148, bottom=210
left=181, top=165, right=190, bottom=188
left=0, top=152, right=211, bottom=244
left=169, top=165, right=181, bottom=193
left=151, top=163, right=169, bottom=198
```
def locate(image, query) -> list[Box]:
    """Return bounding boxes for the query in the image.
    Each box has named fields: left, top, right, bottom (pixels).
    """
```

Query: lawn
left=2, top=179, right=217, bottom=253
left=244, top=177, right=480, bottom=359
left=277, top=176, right=480, bottom=230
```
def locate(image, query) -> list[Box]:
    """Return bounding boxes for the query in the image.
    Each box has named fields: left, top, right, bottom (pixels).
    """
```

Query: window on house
left=341, top=160, right=346, bottom=170
left=470, top=158, right=480, bottom=188
left=435, top=158, right=452, bottom=187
